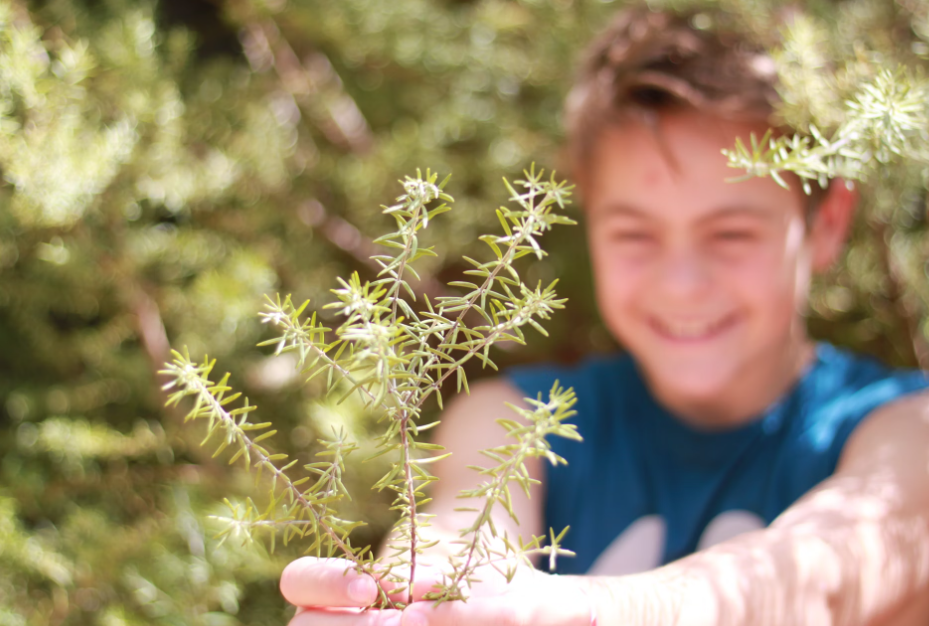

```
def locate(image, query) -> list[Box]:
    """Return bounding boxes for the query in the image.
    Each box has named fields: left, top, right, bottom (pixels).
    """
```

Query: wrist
left=574, top=568, right=719, bottom=626
left=572, top=575, right=634, bottom=626
left=535, top=572, right=600, bottom=626
left=572, top=578, right=598, bottom=626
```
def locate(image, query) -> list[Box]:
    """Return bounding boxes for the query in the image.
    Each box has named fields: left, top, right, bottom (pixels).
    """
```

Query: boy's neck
left=644, top=337, right=817, bottom=430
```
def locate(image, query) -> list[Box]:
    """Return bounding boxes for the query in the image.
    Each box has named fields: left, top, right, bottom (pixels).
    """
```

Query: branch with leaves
left=725, top=68, right=929, bottom=191
left=426, top=382, right=580, bottom=602
left=160, top=168, right=578, bottom=609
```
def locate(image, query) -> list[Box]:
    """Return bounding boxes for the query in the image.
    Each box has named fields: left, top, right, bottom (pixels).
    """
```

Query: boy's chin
left=639, top=358, right=745, bottom=407
left=654, top=371, right=734, bottom=401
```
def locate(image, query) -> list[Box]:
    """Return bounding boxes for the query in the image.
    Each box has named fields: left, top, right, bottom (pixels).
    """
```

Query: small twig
left=239, top=19, right=372, bottom=153
left=297, top=198, right=448, bottom=303
left=163, top=356, right=397, bottom=606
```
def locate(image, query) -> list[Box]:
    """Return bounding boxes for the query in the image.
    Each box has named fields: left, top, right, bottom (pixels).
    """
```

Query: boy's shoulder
left=506, top=351, right=637, bottom=396
left=505, top=351, right=641, bottom=429
left=784, top=343, right=928, bottom=452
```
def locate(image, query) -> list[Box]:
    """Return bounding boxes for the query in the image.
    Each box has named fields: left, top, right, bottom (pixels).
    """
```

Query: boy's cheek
left=747, top=254, right=813, bottom=308
left=595, top=269, right=647, bottom=314
left=593, top=239, right=663, bottom=275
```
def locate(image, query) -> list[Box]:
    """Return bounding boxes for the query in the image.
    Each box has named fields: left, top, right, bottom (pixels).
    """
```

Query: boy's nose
left=655, top=248, right=713, bottom=300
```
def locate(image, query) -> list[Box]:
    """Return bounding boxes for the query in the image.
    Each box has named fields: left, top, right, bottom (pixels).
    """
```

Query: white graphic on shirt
left=586, top=510, right=765, bottom=576
left=588, top=515, right=665, bottom=576
left=696, top=510, right=766, bottom=551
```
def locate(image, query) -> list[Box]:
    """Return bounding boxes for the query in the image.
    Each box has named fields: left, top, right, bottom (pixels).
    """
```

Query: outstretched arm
left=402, top=392, right=929, bottom=626
left=282, top=387, right=929, bottom=626
left=635, top=390, right=929, bottom=626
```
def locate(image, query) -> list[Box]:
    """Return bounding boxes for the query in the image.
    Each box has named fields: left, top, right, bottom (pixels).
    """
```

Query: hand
left=400, top=566, right=595, bottom=626
left=280, top=557, right=443, bottom=626
left=281, top=557, right=595, bottom=626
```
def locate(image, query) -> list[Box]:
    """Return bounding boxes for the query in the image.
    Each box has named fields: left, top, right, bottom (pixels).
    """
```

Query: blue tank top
left=506, top=344, right=928, bottom=575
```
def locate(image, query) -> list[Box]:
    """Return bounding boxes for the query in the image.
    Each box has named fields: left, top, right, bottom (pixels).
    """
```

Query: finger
left=281, top=557, right=381, bottom=608
left=399, top=579, right=591, bottom=626
left=289, top=607, right=402, bottom=626
left=410, top=568, right=445, bottom=602
left=378, top=563, right=446, bottom=601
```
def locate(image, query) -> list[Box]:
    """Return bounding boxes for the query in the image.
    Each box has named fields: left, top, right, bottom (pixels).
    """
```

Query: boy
left=279, top=7, right=929, bottom=625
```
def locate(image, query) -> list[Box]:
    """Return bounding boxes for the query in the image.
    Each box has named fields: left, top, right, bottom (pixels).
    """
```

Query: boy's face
left=584, top=111, right=846, bottom=422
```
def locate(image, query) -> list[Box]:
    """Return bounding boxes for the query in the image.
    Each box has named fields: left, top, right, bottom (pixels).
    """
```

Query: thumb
left=280, top=557, right=380, bottom=607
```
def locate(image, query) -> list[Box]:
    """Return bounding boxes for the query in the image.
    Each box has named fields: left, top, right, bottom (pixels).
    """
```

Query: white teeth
left=656, top=317, right=728, bottom=339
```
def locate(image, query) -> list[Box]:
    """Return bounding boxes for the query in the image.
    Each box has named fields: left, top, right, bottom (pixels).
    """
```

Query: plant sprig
left=160, top=168, right=578, bottom=608
left=426, top=382, right=580, bottom=602
left=724, top=67, right=929, bottom=192
left=159, top=352, right=380, bottom=574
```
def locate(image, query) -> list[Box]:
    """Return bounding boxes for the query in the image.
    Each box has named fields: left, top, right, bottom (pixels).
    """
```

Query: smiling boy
left=279, top=7, right=929, bottom=626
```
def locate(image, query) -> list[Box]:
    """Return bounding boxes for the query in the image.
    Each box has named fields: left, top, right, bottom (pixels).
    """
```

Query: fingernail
left=348, top=577, right=376, bottom=603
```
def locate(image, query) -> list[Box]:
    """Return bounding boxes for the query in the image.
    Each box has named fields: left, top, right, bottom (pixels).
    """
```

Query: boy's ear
left=808, top=179, right=858, bottom=272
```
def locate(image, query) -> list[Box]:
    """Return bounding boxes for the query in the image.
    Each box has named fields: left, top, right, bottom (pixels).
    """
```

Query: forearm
left=582, top=513, right=929, bottom=626
left=592, top=529, right=844, bottom=626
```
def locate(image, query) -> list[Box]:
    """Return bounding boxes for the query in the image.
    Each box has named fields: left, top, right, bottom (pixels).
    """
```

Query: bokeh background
left=2, top=0, right=929, bottom=623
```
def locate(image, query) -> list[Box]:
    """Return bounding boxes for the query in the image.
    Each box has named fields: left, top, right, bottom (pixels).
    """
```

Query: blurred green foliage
left=1, top=0, right=928, bottom=623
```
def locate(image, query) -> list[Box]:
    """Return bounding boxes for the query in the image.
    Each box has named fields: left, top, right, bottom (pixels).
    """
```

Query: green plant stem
left=398, top=412, right=419, bottom=605
left=414, top=310, right=534, bottom=414
left=274, top=310, right=391, bottom=412
left=267, top=297, right=425, bottom=606
left=173, top=361, right=393, bottom=603
left=377, top=211, right=428, bottom=604
left=448, top=405, right=549, bottom=593
left=411, top=199, right=556, bottom=411
left=385, top=197, right=425, bottom=321
left=169, top=171, right=573, bottom=611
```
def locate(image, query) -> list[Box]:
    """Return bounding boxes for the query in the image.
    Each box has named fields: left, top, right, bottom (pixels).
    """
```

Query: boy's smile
left=583, top=111, right=854, bottom=427
left=648, top=312, right=739, bottom=343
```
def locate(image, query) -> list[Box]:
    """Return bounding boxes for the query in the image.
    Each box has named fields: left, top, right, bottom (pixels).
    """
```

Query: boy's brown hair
left=565, top=6, right=827, bottom=210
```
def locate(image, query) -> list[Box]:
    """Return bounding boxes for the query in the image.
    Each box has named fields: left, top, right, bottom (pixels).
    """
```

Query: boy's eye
left=612, top=231, right=655, bottom=243
left=713, top=230, right=755, bottom=242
